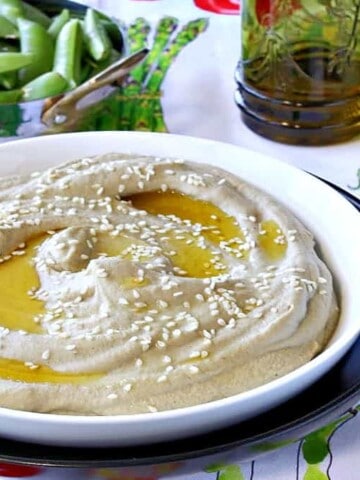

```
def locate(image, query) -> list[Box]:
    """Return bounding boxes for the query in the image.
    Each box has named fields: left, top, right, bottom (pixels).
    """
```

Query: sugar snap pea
left=22, top=2, right=51, bottom=28
left=0, top=15, right=18, bottom=38
left=0, top=0, right=23, bottom=25
left=17, top=17, right=54, bottom=84
left=83, top=9, right=111, bottom=62
left=101, top=19, right=123, bottom=52
left=0, top=52, right=32, bottom=73
left=0, top=4, right=124, bottom=105
left=53, top=19, right=83, bottom=88
left=89, top=48, right=121, bottom=76
left=47, top=8, right=70, bottom=39
left=22, top=71, right=68, bottom=101
left=0, top=89, right=21, bottom=103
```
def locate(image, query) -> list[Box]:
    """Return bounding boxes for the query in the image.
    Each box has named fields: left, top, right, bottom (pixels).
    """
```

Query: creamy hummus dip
left=0, top=154, right=338, bottom=415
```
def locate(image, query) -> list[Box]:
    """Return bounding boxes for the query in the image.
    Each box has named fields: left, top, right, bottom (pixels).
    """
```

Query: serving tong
left=41, top=48, right=149, bottom=129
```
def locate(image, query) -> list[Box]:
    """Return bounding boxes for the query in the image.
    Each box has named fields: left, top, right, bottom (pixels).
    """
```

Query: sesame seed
left=189, top=351, right=201, bottom=359
left=12, top=250, right=25, bottom=256
left=65, top=344, right=76, bottom=351
left=188, top=365, right=199, bottom=374
left=41, top=350, right=50, bottom=360
left=107, top=393, right=118, bottom=400
left=134, top=302, right=147, bottom=309
left=118, top=297, right=129, bottom=305
left=158, top=300, right=168, bottom=309
left=202, top=330, right=212, bottom=339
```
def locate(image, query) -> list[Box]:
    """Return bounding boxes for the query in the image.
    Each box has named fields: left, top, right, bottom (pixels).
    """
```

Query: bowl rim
left=0, top=131, right=359, bottom=444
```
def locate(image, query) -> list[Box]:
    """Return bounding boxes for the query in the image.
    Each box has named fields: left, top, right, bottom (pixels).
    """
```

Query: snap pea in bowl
left=0, top=0, right=126, bottom=140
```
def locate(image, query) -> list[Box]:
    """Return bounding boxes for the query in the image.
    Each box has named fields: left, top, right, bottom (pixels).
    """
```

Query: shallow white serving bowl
left=0, top=131, right=359, bottom=447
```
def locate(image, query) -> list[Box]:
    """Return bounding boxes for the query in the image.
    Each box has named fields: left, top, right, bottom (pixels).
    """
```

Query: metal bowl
left=0, top=0, right=127, bottom=140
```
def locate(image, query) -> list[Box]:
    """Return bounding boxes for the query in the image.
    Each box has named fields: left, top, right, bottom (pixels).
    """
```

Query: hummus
left=0, top=154, right=339, bottom=415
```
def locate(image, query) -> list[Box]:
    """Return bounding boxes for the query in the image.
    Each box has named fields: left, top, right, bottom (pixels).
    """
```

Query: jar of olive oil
left=235, top=0, right=360, bottom=145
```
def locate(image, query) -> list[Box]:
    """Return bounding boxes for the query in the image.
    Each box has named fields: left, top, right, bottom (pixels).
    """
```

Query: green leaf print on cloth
left=79, top=16, right=208, bottom=133
left=0, top=104, right=23, bottom=137
left=303, top=465, right=329, bottom=480
left=349, top=169, right=360, bottom=190
left=300, top=409, right=359, bottom=479
left=202, top=409, right=359, bottom=480
left=205, top=464, right=245, bottom=480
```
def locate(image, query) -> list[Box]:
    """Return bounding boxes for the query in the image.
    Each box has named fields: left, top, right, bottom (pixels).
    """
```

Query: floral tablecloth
left=1, top=0, right=360, bottom=479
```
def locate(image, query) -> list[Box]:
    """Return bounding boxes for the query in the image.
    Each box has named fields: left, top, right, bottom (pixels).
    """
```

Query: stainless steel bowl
left=0, top=0, right=128, bottom=140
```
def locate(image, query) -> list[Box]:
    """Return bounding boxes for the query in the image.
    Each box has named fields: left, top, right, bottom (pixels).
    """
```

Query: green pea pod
left=22, top=2, right=51, bottom=28
left=53, top=19, right=82, bottom=88
left=0, top=52, right=32, bottom=73
left=80, top=61, right=92, bottom=83
left=101, top=19, right=123, bottom=53
left=18, top=17, right=54, bottom=84
left=0, top=0, right=23, bottom=25
left=0, top=15, right=18, bottom=38
left=22, top=71, right=68, bottom=101
left=89, top=48, right=121, bottom=76
left=0, top=71, right=17, bottom=89
left=47, top=8, right=70, bottom=39
left=83, top=9, right=111, bottom=62
left=0, top=41, right=18, bottom=88
left=0, top=88, right=22, bottom=103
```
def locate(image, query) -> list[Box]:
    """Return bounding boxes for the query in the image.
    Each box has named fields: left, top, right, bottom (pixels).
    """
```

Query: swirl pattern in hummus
left=0, top=154, right=339, bottom=414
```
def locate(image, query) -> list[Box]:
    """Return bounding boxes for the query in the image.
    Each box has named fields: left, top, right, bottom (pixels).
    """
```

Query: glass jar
left=235, top=0, right=360, bottom=145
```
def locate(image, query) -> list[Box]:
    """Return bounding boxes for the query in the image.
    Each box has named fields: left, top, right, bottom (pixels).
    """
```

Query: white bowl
left=0, top=131, right=359, bottom=447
